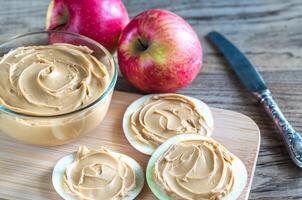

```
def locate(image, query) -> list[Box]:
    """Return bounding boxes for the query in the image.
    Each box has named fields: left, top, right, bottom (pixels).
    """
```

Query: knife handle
left=255, top=89, right=302, bottom=168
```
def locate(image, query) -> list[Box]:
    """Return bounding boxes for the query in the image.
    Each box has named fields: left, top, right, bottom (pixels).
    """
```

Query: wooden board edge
left=211, top=107, right=261, bottom=200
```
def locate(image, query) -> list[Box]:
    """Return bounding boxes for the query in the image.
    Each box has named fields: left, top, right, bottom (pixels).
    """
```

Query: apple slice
left=52, top=150, right=144, bottom=200
left=123, top=94, right=214, bottom=155
left=146, top=134, right=248, bottom=200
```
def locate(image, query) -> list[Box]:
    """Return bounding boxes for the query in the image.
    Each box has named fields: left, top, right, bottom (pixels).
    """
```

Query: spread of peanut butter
left=64, top=146, right=136, bottom=200
left=0, top=43, right=109, bottom=116
left=130, top=94, right=212, bottom=147
left=154, top=139, right=235, bottom=200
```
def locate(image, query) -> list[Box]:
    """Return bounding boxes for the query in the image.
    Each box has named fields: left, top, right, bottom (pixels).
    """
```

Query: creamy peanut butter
left=64, top=146, right=136, bottom=200
left=130, top=94, right=212, bottom=147
left=0, top=43, right=109, bottom=116
left=154, top=139, right=235, bottom=200
left=0, top=43, right=114, bottom=146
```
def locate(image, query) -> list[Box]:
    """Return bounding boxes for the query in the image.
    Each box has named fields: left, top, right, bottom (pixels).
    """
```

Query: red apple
left=46, top=0, right=129, bottom=52
left=118, top=9, right=202, bottom=93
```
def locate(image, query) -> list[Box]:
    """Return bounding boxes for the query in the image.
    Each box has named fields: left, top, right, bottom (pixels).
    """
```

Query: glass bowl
left=0, top=31, right=117, bottom=146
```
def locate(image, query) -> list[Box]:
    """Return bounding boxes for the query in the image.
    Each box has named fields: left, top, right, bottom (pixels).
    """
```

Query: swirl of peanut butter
left=154, top=139, right=235, bottom=200
left=64, top=146, right=136, bottom=200
left=0, top=43, right=109, bottom=116
left=130, top=94, right=212, bottom=147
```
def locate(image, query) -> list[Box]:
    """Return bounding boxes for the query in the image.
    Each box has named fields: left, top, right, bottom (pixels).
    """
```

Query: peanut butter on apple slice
left=123, top=94, right=214, bottom=155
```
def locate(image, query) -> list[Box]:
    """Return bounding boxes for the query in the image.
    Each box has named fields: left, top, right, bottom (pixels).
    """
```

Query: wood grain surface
left=0, top=91, right=260, bottom=200
left=0, top=1, right=302, bottom=199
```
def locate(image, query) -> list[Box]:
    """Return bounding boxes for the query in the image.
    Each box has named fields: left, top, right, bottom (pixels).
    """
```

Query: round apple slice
left=123, top=94, right=214, bottom=155
left=52, top=149, right=144, bottom=200
left=146, top=134, right=247, bottom=200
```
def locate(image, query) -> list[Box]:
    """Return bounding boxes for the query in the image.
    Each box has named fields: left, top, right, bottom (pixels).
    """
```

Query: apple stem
left=138, top=38, right=148, bottom=50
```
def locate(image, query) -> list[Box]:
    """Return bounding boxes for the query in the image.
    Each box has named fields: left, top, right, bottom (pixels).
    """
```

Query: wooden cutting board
left=0, top=91, right=260, bottom=200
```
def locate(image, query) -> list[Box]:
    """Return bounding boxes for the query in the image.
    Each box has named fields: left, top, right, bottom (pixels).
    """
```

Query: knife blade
left=207, top=31, right=267, bottom=92
left=207, top=31, right=302, bottom=168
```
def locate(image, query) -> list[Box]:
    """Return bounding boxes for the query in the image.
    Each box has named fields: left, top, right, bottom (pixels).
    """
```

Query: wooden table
left=0, top=1, right=302, bottom=199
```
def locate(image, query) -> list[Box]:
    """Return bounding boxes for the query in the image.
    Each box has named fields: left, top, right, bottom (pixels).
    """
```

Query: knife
left=207, top=31, right=302, bottom=168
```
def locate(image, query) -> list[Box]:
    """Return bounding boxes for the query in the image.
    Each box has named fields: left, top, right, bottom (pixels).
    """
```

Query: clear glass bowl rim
left=0, top=30, right=118, bottom=118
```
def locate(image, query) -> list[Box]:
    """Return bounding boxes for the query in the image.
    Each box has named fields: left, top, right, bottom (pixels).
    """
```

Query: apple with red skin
left=118, top=9, right=202, bottom=93
left=46, top=0, right=129, bottom=52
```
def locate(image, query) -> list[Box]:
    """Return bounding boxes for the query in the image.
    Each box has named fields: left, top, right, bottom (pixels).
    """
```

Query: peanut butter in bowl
left=0, top=31, right=117, bottom=145
left=0, top=43, right=109, bottom=116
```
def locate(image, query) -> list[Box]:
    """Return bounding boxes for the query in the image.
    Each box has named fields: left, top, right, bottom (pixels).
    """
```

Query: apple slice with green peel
left=146, top=134, right=248, bottom=200
left=52, top=150, right=144, bottom=200
left=122, top=94, right=214, bottom=155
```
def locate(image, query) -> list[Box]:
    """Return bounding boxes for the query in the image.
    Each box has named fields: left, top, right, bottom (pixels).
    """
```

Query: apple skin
left=118, top=9, right=202, bottom=93
left=46, top=0, right=129, bottom=52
